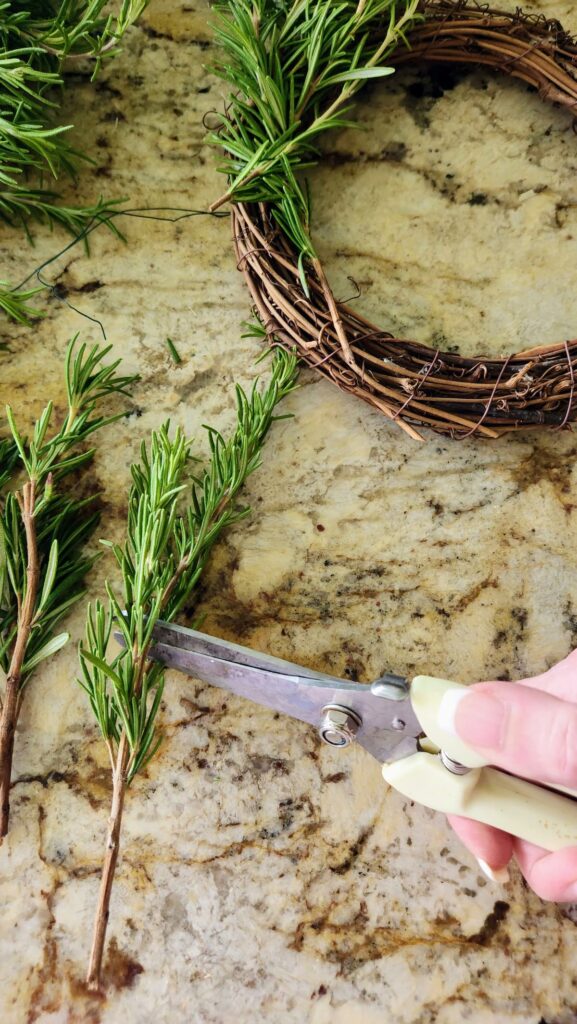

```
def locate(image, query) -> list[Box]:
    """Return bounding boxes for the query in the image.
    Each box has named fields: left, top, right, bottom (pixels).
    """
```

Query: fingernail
left=477, top=858, right=510, bottom=884
left=438, top=688, right=507, bottom=750
left=437, top=688, right=467, bottom=734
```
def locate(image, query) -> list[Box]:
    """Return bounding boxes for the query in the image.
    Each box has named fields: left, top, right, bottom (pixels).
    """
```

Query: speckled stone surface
left=3, top=2, right=577, bottom=1021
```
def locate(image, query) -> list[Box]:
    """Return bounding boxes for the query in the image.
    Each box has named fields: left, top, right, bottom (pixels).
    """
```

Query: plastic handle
left=381, top=676, right=577, bottom=852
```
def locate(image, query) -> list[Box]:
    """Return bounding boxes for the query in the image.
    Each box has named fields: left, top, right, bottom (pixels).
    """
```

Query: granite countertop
left=2, top=1, right=577, bottom=1021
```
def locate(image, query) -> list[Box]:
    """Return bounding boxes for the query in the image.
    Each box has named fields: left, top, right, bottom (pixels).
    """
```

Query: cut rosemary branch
left=78, top=347, right=298, bottom=991
left=0, top=1, right=149, bottom=320
left=1, top=1, right=148, bottom=228
left=209, top=0, right=420, bottom=366
left=0, top=337, right=136, bottom=839
left=209, top=0, right=420, bottom=226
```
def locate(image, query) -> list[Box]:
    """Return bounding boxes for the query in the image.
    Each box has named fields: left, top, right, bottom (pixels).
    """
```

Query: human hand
left=442, top=650, right=577, bottom=901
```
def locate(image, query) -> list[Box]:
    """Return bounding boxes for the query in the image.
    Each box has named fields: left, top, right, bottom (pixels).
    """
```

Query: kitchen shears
left=143, top=620, right=577, bottom=852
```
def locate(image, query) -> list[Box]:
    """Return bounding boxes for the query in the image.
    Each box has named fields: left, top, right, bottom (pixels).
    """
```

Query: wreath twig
left=214, top=0, right=577, bottom=439
left=393, top=2, right=577, bottom=114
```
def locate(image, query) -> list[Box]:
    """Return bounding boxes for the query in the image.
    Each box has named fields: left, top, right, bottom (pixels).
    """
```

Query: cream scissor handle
left=382, top=676, right=577, bottom=852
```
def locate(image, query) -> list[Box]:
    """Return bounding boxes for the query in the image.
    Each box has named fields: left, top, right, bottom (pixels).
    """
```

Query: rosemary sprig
left=78, top=347, right=298, bottom=991
left=0, top=337, right=136, bottom=839
left=0, top=1, right=148, bottom=300
left=209, top=0, right=420, bottom=225
left=209, top=0, right=420, bottom=365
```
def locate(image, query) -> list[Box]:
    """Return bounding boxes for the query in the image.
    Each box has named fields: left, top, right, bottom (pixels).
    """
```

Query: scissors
left=143, top=620, right=577, bottom=852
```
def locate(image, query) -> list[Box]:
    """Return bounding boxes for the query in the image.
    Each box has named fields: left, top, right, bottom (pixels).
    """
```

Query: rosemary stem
left=37, top=35, right=120, bottom=60
left=87, top=643, right=149, bottom=990
left=0, top=677, right=19, bottom=839
left=86, top=733, right=129, bottom=991
left=0, top=480, right=39, bottom=839
left=209, top=167, right=262, bottom=212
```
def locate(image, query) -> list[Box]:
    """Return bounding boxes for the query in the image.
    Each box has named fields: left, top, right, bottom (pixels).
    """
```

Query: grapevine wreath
left=210, top=0, right=577, bottom=440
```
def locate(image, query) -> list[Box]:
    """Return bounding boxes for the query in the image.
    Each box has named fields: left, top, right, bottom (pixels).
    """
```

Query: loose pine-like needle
left=165, top=337, right=182, bottom=364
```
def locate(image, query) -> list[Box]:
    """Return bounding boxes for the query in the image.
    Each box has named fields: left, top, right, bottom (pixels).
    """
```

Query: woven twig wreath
left=229, top=1, right=577, bottom=439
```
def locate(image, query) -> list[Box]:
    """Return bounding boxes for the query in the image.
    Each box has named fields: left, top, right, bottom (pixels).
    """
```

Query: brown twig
left=0, top=481, right=39, bottom=839
left=86, top=640, right=154, bottom=990
left=86, top=735, right=129, bottom=991
left=311, top=257, right=357, bottom=370
left=226, top=0, right=577, bottom=438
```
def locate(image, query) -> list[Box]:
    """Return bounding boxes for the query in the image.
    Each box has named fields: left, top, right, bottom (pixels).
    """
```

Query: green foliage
left=0, top=436, right=18, bottom=490
left=210, top=0, right=421, bottom=255
left=165, top=337, right=182, bottom=364
left=79, top=348, right=299, bottom=783
left=0, top=337, right=137, bottom=686
left=0, top=281, right=45, bottom=323
left=0, top=2, right=148, bottom=247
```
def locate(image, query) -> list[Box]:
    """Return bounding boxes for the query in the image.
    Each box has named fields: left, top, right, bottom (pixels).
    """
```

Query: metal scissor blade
left=133, top=621, right=422, bottom=764
left=150, top=620, right=342, bottom=682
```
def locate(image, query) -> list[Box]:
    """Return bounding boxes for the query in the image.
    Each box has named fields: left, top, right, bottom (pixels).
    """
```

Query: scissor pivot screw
left=319, top=705, right=362, bottom=748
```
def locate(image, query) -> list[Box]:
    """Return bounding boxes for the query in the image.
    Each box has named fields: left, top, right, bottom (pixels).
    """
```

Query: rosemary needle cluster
left=78, top=347, right=298, bottom=991
left=209, top=0, right=420, bottom=266
left=0, top=338, right=136, bottom=839
left=0, top=1, right=149, bottom=323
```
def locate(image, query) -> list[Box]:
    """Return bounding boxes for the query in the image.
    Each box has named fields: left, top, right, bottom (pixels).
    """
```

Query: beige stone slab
left=2, top=1, right=577, bottom=1021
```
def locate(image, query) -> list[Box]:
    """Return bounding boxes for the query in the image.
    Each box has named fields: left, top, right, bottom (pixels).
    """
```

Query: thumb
left=441, top=680, right=577, bottom=788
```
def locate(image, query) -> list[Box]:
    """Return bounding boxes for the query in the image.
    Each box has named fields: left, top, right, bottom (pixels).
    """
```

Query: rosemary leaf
left=165, top=337, right=182, bottom=364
